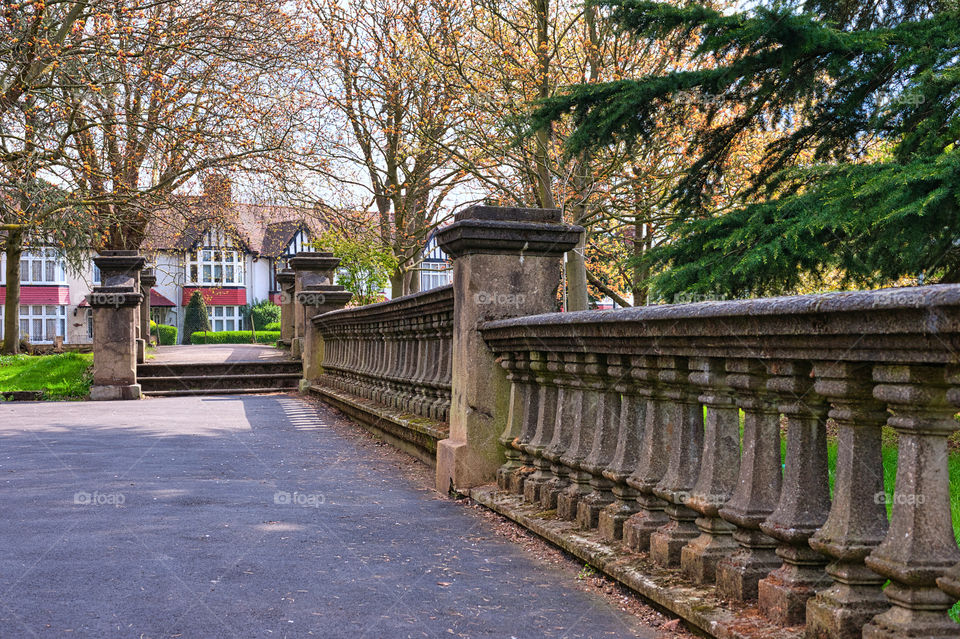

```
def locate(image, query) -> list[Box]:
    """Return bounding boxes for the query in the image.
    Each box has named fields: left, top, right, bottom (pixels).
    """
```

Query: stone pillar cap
left=275, top=269, right=295, bottom=284
left=87, top=287, right=144, bottom=308
left=437, top=205, right=582, bottom=258
left=93, top=252, right=147, bottom=272
left=288, top=252, right=341, bottom=272
left=140, top=269, right=157, bottom=287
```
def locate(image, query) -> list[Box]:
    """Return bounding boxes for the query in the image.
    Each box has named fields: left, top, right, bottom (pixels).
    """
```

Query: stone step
left=139, top=373, right=300, bottom=392
left=137, top=360, right=302, bottom=378
left=143, top=387, right=295, bottom=397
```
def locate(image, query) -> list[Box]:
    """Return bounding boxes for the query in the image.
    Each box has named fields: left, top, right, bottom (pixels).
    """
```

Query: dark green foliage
left=241, top=299, right=281, bottom=331
left=154, top=324, right=178, bottom=346
left=530, top=0, right=960, bottom=298
left=190, top=331, right=280, bottom=345
left=182, top=291, right=211, bottom=344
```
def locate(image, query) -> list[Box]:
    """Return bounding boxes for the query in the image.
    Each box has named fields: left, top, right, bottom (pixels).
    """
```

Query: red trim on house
left=150, top=289, right=176, bottom=307
left=269, top=291, right=283, bottom=305
left=0, top=285, right=70, bottom=305
left=182, top=287, right=247, bottom=306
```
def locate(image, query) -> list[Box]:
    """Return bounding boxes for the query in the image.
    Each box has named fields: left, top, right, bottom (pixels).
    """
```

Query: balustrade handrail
left=312, top=285, right=453, bottom=327
left=481, top=284, right=960, bottom=363
left=479, top=283, right=960, bottom=638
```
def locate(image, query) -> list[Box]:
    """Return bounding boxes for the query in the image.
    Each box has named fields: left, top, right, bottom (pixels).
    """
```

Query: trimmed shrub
left=182, top=290, right=211, bottom=344
left=263, top=321, right=281, bottom=331
left=155, top=324, right=178, bottom=346
left=241, top=299, right=281, bottom=331
left=190, top=330, right=280, bottom=344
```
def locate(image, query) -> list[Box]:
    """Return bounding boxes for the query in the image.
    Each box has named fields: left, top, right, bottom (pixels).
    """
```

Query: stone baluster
left=651, top=356, right=705, bottom=567
left=539, top=352, right=573, bottom=510
left=805, top=362, right=890, bottom=639
left=496, top=352, right=524, bottom=491
left=522, top=351, right=559, bottom=504
left=623, top=356, right=672, bottom=552
left=681, top=357, right=740, bottom=584
left=862, top=364, right=960, bottom=639
left=508, top=352, right=539, bottom=495
left=716, top=359, right=783, bottom=601
left=598, top=355, right=645, bottom=542
left=758, top=361, right=831, bottom=626
left=577, top=355, right=623, bottom=529
left=557, top=354, right=602, bottom=521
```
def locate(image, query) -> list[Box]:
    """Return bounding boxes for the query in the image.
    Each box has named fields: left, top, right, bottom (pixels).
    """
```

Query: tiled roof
left=141, top=197, right=324, bottom=257
left=0, top=285, right=70, bottom=305
left=182, top=287, right=247, bottom=306
left=150, top=289, right=176, bottom=307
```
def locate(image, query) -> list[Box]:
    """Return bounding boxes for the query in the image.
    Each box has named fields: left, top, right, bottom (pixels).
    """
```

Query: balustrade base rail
left=310, top=384, right=448, bottom=467
left=473, top=486, right=804, bottom=639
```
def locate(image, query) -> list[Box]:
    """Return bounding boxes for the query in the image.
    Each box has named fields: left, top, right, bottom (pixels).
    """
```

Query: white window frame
left=207, top=305, right=244, bottom=332
left=15, top=248, right=67, bottom=285
left=188, top=228, right=244, bottom=286
left=420, top=261, right=452, bottom=292
left=19, top=304, right=66, bottom=343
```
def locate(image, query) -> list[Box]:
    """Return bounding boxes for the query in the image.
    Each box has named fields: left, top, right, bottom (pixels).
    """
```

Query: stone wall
left=478, top=284, right=960, bottom=639
left=308, top=285, right=454, bottom=464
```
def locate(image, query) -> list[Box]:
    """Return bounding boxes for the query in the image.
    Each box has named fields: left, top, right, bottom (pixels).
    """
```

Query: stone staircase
left=137, top=360, right=302, bottom=397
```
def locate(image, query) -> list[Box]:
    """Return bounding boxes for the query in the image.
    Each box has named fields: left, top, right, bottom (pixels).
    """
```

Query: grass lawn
left=0, top=353, right=93, bottom=399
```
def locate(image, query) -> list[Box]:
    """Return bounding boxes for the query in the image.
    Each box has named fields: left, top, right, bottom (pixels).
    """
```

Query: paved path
left=151, top=344, right=291, bottom=364
left=0, top=394, right=655, bottom=638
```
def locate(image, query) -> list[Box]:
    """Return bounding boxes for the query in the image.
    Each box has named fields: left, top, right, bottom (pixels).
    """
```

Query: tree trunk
left=563, top=4, right=600, bottom=312
left=2, top=226, right=22, bottom=354
left=390, top=269, right=404, bottom=299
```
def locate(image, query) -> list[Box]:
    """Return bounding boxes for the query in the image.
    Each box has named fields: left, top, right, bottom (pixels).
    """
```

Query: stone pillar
left=681, top=357, right=740, bottom=584
left=650, top=356, right=705, bottom=567
left=276, top=269, right=295, bottom=346
left=139, top=269, right=156, bottom=357
left=806, top=362, right=889, bottom=639
left=434, top=205, right=581, bottom=494
left=715, top=359, right=783, bottom=601
left=289, top=252, right=340, bottom=359
left=863, top=364, right=960, bottom=639
left=301, top=286, right=353, bottom=389
left=89, top=251, right=145, bottom=401
left=758, top=361, right=831, bottom=626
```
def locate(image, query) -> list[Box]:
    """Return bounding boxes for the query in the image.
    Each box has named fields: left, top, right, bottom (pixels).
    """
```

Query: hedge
left=190, top=330, right=281, bottom=344
left=263, top=321, right=281, bottom=331
left=155, top=324, right=178, bottom=345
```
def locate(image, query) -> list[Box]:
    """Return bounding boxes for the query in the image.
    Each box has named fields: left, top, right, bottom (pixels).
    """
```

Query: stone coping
left=472, top=486, right=804, bottom=639
left=310, top=384, right=448, bottom=466
left=313, top=285, right=454, bottom=327
left=480, top=284, right=960, bottom=363
left=436, top=219, right=582, bottom=258
left=454, top=204, right=562, bottom=223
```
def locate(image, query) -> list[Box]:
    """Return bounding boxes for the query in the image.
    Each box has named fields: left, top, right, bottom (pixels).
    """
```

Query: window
left=19, top=305, right=66, bottom=343
left=86, top=309, right=94, bottom=340
left=207, top=305, right=243, bottom=332
left=420, top=262, right=452, bottom=291
left=270, top=228, right=310, bottom=290
left=92, top=263, right=101, bottom=285
left=188, top=228, right=244, bottom=285
left=12, top=249, right=67, bottom=285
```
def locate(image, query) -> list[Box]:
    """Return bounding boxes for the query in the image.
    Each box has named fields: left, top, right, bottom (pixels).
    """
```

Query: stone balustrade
left=479, top=285, right=960, bottom=639
left=309, top=285, right=454, bottom=463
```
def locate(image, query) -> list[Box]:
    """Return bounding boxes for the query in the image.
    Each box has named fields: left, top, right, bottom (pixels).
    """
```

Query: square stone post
left=276, top=269, right=296, bottom=346
left=288, top=253, right=340, bottom=359
left=138, top=268, right=156, bottom=358
left=434, top=206, right=581, bottom=494
left=89, top=251, right=146, bottom=400
left=300, top=285, right=353, bottom=390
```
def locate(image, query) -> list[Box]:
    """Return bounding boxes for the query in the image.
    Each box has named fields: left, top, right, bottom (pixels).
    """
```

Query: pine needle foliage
left=529, top=0, right=960, bottom=298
